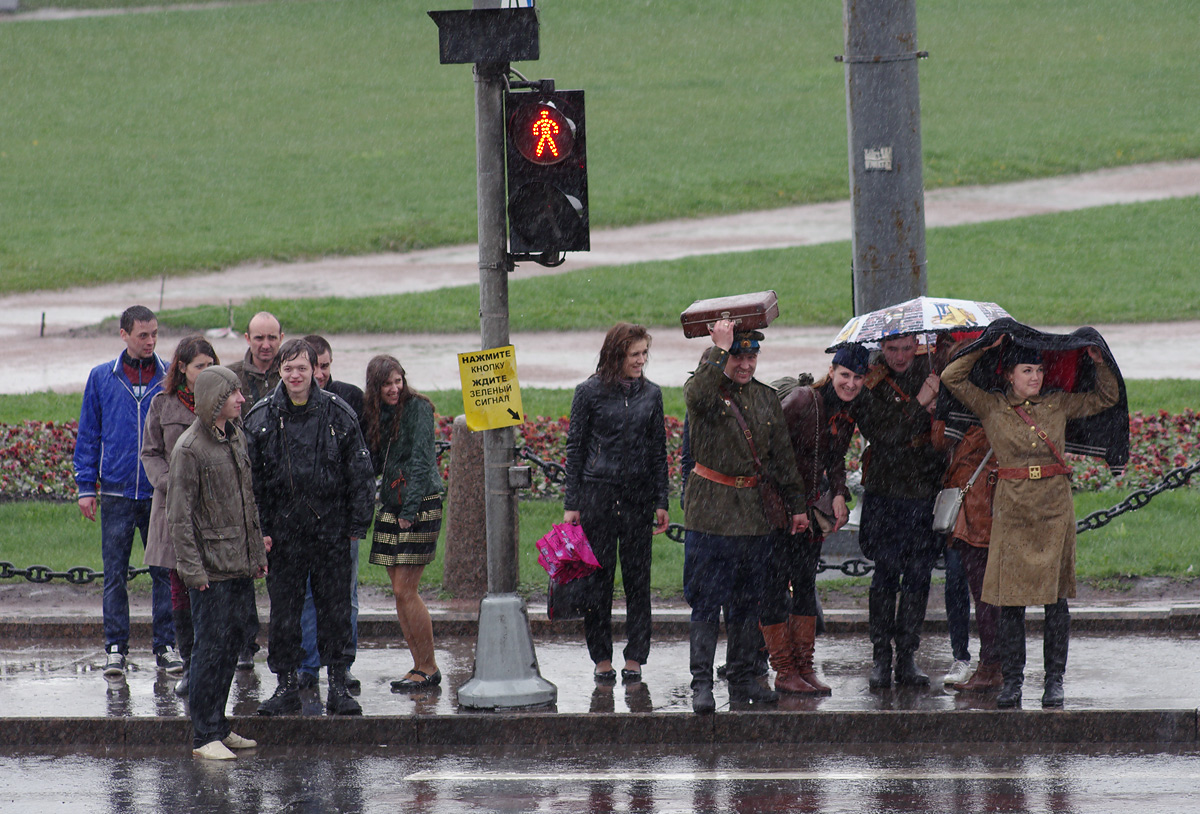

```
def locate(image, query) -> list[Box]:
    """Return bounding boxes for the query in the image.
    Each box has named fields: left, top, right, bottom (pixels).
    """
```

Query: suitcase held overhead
left=679, top=290, right=780, bottom=338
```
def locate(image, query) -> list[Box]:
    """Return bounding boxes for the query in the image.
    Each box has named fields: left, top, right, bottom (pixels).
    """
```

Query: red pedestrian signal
left=504, top=89, right=589, bottom=257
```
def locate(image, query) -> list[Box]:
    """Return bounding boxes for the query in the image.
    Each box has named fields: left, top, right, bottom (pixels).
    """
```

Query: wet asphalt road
left=4, top=743, right=1200, bottom=813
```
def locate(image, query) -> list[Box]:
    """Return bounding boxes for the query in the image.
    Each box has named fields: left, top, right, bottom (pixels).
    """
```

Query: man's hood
left=194, top=366, right=241, bottom=433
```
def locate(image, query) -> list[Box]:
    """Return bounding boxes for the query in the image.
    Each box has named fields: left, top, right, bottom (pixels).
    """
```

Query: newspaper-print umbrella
left=827, top=296, right=1013, bottom=351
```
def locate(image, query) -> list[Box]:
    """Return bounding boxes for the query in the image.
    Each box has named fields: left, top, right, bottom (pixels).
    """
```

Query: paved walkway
left=2, top=161, right=1199, bottom=394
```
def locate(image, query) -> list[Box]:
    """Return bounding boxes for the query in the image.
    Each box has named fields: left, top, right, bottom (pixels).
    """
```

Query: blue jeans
left=100, top=495, right=173, bottom=651
left=683, top=531, right=773, bottom=625
left=944, top=543, right=972, bottom=662
left=190, top=579, right=255, bottom=748
left=298, top=540, right=360, bottom=675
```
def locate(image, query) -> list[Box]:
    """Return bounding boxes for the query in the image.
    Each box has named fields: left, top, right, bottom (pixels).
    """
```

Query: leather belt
left=692, top=462, right=758, bottom=488
left=997, top=463, right=1072, bottom=481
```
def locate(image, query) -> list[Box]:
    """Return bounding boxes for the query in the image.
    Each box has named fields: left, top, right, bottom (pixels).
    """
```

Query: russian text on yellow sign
left=458, top=345, right=524, bottom=431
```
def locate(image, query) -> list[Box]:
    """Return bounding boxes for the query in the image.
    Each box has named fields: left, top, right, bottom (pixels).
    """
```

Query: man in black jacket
left=245, top=339, right=375, bottom=716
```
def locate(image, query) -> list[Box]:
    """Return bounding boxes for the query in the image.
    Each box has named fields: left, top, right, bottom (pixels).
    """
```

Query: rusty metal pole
left=841, top=0, right=928, bottom=314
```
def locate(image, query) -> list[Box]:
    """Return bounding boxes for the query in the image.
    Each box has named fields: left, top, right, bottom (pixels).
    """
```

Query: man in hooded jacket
left=168, top=366, right=268, bottom=760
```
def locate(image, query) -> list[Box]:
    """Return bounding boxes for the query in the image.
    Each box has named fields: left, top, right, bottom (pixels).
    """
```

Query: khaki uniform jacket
left=683, top=347, right=805, bottom=537
left=140, top=392, right=197, bottom=570
left=167, top=367, right=268, bottom=589
left=941, top=347, right=1119, bottom=606
left=228, top=349, right=280, bottom=418
left=854, top=357, right=946, bottom=501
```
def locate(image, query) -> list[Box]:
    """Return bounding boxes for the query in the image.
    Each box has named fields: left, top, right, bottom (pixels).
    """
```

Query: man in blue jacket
left=74, top=305, right=180, bottom=678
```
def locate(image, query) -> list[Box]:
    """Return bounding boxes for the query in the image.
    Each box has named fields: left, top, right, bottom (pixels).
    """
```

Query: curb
left=4, top=709, right=1196, bottom=748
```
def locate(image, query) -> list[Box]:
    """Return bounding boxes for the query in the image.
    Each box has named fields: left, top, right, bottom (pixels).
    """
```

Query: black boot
left=172, top=608, right=193, bottom=698
left=690, top=621, right=720, bottom=714
left=257, top=670, right=301, bottom=716
left=997, top=606, right=1026, bottom=709
left=1042, top=599, right=1069, bottom=708
left=867, top=589, right=896, bottom=689
left=727, top=617, right=778, bottom=705
left=894, top=590, right=931, bottom=687
left=326, top=665, right=363, bottom=716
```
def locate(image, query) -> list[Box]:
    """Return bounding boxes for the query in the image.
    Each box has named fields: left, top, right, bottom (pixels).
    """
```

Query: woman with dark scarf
left=141, top=334, right=218, bottom=697
left=759, top=344, right=868, bottom=695
left=362, top=355, right=445, bottom=691
left=941, top=332, right=1120, bottom=709
left=564, top=323, right=670, bottom=683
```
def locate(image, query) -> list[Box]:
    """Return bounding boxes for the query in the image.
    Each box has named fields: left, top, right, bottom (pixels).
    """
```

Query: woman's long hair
left=595, top=323, right=651, bottom=385
left=163, top=335, right=218, bottom=395
left=361, top=354, right=431, bottom=456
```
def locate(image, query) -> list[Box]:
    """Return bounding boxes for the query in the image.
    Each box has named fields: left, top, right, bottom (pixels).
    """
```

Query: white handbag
left=932, top=449, right=993, bottom=534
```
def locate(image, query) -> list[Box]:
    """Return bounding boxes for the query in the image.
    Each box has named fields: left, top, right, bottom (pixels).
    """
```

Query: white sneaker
left=156, top=645, right=185, bottom=675
left=222, top=732, right=258, bottom=750
left=193, top=740, right=237, bottom=760
left=943, top=659, right=972, bottom=685
left=103, top=646, right=126, bottom=677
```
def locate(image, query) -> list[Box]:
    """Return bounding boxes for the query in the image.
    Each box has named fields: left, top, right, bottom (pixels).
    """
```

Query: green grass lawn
left=2, top=0, right=1197, bottom=294
left=3, top=379, right=1195, bottom=424
left=154, top=196, right=1200, bottom=336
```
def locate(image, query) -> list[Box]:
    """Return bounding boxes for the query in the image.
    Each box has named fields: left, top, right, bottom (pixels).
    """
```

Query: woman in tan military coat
left=941, top=336, right=1118, bottom=710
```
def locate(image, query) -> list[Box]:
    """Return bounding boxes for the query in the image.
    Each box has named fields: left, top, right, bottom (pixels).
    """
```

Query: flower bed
left=4, top=411, right=1195, bottom=502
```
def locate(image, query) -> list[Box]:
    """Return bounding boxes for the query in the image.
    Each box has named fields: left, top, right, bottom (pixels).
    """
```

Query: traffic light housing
left=504, top=88, right=589, bottom=257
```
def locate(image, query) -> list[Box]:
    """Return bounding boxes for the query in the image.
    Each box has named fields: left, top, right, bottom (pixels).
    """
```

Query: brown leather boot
left=788, top=615, right=832, bottom=696
left=953, top=661, right=1003, bottom=693
left=759, top=622, right=819, bottom=694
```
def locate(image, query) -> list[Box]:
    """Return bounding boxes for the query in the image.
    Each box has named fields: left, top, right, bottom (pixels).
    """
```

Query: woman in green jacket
left=362, top=355, right=445, bottom=691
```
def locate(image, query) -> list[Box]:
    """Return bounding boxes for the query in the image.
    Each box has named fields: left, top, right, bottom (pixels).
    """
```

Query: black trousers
left=189, top=578, right=255, bottom=748
left=760, top=529, right=822, bottom=625
left=577, top=483, right=654, bottom=666
left=265, top=536, right=353, bottom=674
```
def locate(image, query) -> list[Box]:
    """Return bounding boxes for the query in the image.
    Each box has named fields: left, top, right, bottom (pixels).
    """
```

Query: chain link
left=6, top=455, right=1196, bottom=584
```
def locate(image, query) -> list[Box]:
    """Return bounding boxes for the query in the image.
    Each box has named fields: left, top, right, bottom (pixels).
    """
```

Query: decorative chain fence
left=5, top=448, right=1196, bottom=585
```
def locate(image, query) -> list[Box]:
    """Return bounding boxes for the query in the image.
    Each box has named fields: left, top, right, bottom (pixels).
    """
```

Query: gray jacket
left=167, top=366, right=268, bottom=588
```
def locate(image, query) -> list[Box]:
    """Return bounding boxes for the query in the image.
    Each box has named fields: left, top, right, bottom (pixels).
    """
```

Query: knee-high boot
left=689, top=621, right=720, bottom=714
left=997, top=606, right=1026, bottom=709
left=894, top=590, right=931, bottom=686
left=727, top=617, right=778, bottom=705
left=1042, top=599, right=1069, bottom=708
left=788, top=615, right=831, bottom=695
left=868, top=589, right=896, bottom=689
left=760, top=621, right=818, bottom=694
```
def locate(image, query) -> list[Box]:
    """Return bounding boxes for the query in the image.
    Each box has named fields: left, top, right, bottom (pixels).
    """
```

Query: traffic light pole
left=841, top=0, right=928, bottom=314
left=456, top=52, right=557, bottom=709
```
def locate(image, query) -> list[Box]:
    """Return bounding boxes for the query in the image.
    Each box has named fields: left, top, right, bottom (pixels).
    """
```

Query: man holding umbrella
left=854, top=333, right=945, bottom=689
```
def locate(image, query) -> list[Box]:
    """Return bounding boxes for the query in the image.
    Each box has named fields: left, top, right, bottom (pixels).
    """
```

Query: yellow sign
left=458, top=345, right=524, bottom=431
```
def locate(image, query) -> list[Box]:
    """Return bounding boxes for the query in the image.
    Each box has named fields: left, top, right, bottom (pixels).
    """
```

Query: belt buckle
left=734, top=476, right=748, bottom=488
left=1028, top=465, right=1042, bottom=480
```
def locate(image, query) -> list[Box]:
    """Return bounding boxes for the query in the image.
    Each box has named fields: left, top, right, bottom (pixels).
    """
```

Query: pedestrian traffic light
left=504, top=88, right=589, bottom=258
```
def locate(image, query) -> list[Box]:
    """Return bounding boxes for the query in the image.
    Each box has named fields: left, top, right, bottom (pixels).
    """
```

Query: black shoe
left=997, top=676, right=1023, bottom=709
left=257, top=671, right=301, bottom=716
left=236, top=648, right=256, bottom=671
left=326, top=667, right=363, bottom=716
left=868, top=656, right=892, bottom=689
left=729, top=681, right=779, bottom=705
left=593, top=668, right=617, bottom=684
left=1042, top=673, right=1064, bottom=708
left=173, top=671, right=189, bottom=699
left=390, top=669, right=442, bottom=692
left=894, top=653, right=930, bottom=687
left=620, top=668, right=642, bottom=683
left=344, top=669, right=361, bottom=692
left=692, top=682, right=716, bottom=714
left=297, top=670, right=319, bottom=690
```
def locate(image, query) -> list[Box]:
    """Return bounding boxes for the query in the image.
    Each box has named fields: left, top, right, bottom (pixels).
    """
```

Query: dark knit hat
left=1003, top=342, right=1044, bottom=368
left=831, top=344, right=870, bottom=375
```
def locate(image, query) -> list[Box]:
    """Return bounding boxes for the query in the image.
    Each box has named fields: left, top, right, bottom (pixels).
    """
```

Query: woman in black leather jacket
left=564, top=323, right=670, bottom=683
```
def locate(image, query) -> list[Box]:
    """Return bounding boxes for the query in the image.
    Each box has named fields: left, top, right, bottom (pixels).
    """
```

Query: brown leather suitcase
left=679, top=290, right=780, bottom=338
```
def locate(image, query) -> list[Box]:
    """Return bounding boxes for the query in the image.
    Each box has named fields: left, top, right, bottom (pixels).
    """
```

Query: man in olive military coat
left=682, top=320, right=808, bottom=713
